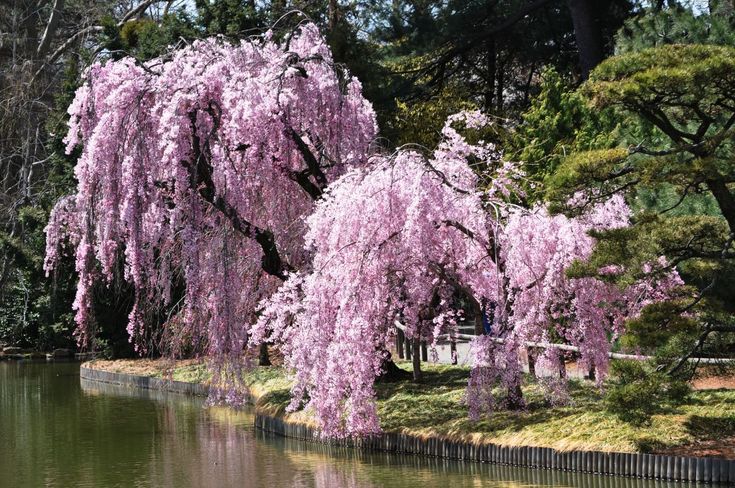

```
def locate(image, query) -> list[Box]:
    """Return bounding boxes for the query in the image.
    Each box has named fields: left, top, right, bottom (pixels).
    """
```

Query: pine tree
left=547, top=44, right=735, bottom=381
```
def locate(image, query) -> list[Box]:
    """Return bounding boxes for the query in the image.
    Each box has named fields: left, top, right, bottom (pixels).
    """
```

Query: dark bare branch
left=36, top=0, right=65, bottom=57
left=188, top=108, right=292, bottom=280
left=118, top=0, right=163, bottom=25
left=34, top=25, right=104, bottom=80
left=414, top=0, right=554, bottom=89
left=284, top=125, right=327, bottom=199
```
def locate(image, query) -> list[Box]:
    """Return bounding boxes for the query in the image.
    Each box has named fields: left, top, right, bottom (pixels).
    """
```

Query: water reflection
left=0, top=362, right=720, bottom=488
left=262, top=433, right=705, bottom=488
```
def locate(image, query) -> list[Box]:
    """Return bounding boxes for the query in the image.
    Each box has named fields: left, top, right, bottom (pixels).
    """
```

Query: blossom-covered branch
left=44, top=24, right=377, bottom=386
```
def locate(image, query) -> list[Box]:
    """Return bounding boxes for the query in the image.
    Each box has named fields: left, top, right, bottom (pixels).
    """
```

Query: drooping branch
left=439, top=219, right=496, bottom=258
left=440, top=219, right=476, bottom=239
left=285, top=167, right=323, bottom=200
left=637, top=106, right=696, bottom=144
left=284, top=125, right=327, bottom=199
left=187, top=109, right=293, bottom=280
left=421, top=157, right=471, bottom=195
left=668, top=325, right=715, bottom=376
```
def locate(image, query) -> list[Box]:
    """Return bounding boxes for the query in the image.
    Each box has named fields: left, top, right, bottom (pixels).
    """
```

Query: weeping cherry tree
left=44, top=23, right=377, bottom=397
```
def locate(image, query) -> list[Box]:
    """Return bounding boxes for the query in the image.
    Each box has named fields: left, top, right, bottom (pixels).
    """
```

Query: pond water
left=0, top=361, right=712, bottom=488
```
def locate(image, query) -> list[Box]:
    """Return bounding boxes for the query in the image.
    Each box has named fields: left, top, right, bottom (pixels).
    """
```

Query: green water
left=0, top=361, right=709, bottom=488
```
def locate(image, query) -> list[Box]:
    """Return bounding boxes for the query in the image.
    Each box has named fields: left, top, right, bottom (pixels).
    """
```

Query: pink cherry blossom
left=45, top=23, right=376, bottom=396
left=46, top=20, right=682, bottom=437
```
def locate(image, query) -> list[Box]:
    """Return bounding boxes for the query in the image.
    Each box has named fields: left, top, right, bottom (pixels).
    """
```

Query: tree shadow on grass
left=256, top=388, right=293, bottom=416
left=375, top=367, right=605, bottom=436
left=639, top=413, right=735, bottom=454
left=684, top=414, right=735, bottom=440
left=375, top=365, right=470, bottom=399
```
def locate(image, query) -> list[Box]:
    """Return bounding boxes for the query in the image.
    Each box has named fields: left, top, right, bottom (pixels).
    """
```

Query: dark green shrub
left=605, top=360, right=690, bottom=425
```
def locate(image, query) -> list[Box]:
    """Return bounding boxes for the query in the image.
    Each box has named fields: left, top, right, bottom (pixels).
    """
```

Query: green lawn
left=88, top=359, right=735, bottom=455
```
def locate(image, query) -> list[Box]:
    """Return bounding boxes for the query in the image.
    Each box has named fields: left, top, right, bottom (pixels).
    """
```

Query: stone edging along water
left=79, top=364, right=735, bottom=485
left=80, top=364, right=210, bottom=396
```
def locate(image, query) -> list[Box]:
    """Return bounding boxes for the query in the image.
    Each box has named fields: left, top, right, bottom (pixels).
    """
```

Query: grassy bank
left=85, top=359, right=735, bottom=458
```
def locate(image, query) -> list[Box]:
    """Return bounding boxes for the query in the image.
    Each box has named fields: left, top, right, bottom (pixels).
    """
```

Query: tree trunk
left=412, top=336, right=422, bottom=382
left=567, top=0, right=605, bottom=79
left=421, top=341, right=428, bottom=362
left=706, top=177, right=735, bottom=234
left=484, top=36, right=496, bottom=112
left=495, top=60, right=505, bottom=112
left=404, top=333, right=412, bottom=360
left=396, top=329, right=405, bottom=359
left=328, top=0, right=339, bottom=31
left=36, top=0, right=65, bottom=58
left=587, top=364, right=596, bottom=381
left=559, top=358, right=567, bottom=379
left=258, top=342, right=271, bottom=366
left=376, top=352, right=411, bottom=382
left=389, top=0, right=404, bottom=38
left=527, top=347, right=536, bottom=376
left=474, top=309, right=484, bottom=336
left=507, top=382, right=524, bottom=409
left=450, top=339, right=458, bottom=365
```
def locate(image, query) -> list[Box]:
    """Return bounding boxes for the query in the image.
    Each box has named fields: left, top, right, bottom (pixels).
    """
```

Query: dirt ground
left=659, top=369, right=735, bottom=458
left=660, top=438, right=735, bottom=459
left=692, top=375, right=735, bottom=390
